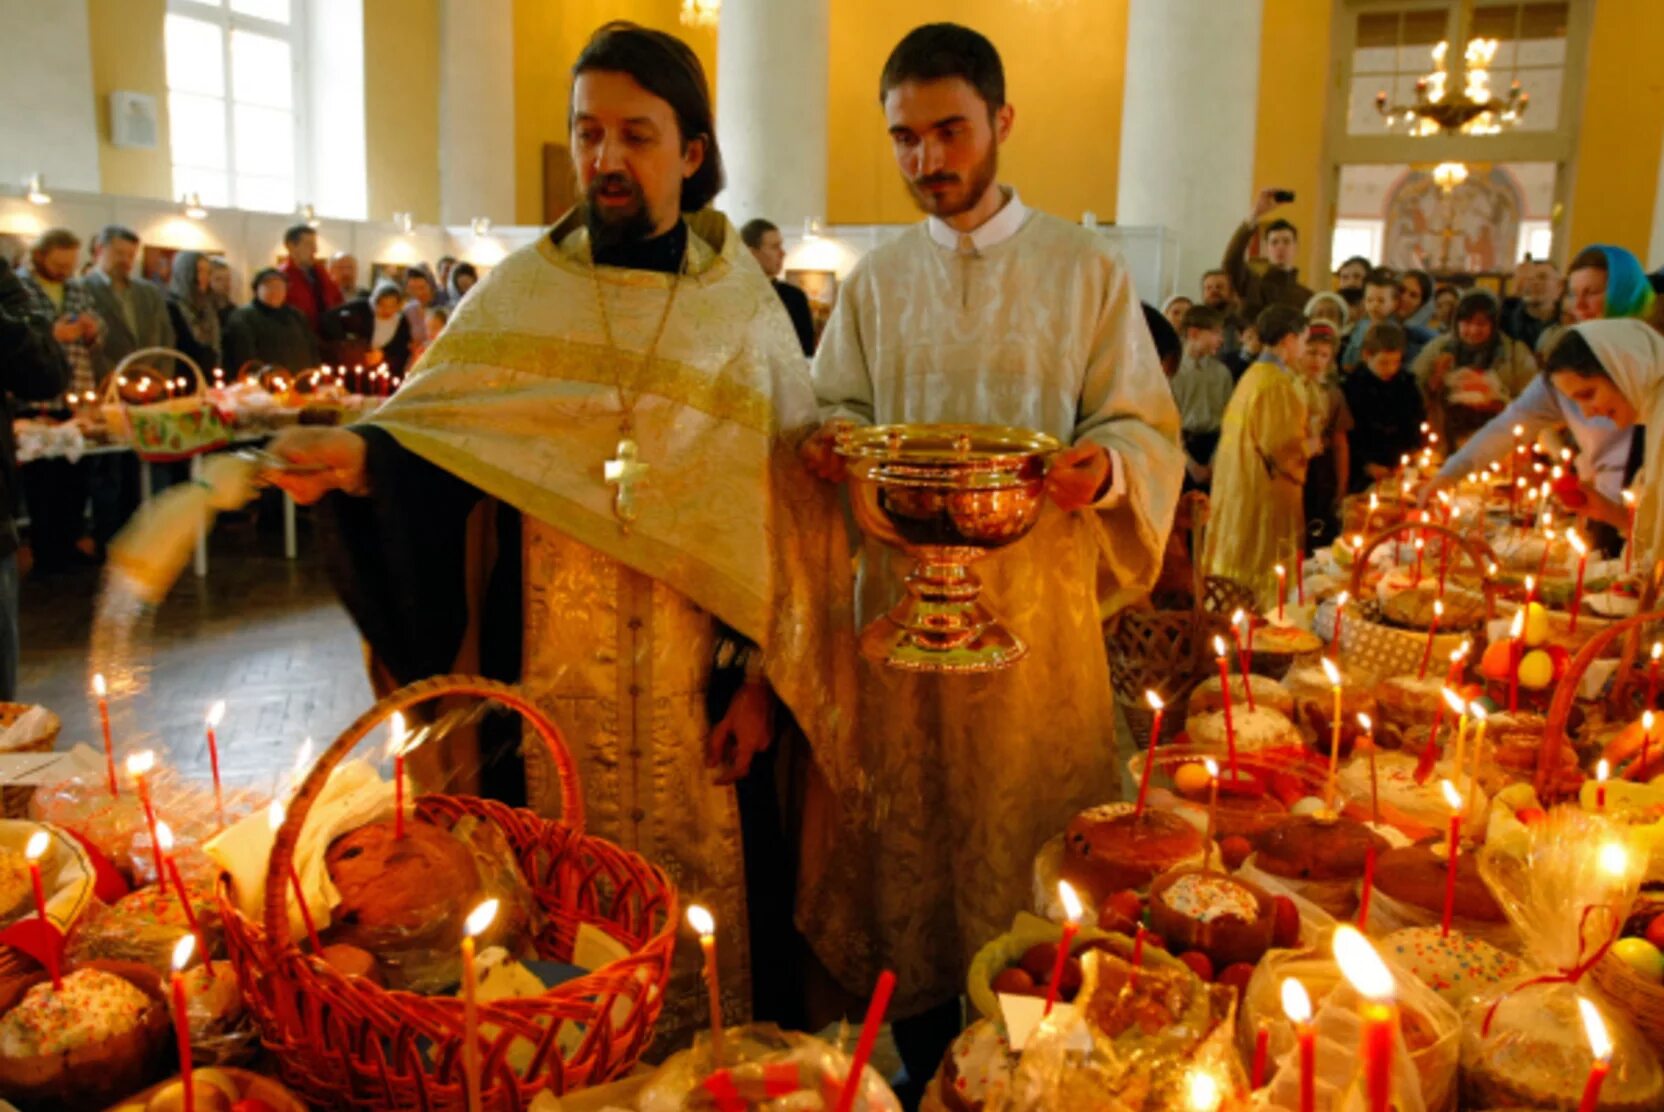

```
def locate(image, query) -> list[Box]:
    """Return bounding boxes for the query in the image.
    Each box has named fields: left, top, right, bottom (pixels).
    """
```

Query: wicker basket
left=0, top=702, right=61, bottom=818
left=216, top=675, right=679, bottom=1111
left=1591, top=893, right=1664, bottom=1054
left=1539, top=608, right=1664, bottom=803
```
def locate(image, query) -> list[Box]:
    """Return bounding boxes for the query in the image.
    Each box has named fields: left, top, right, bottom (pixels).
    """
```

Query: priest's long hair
left=570, top=21, right=725, bottom=213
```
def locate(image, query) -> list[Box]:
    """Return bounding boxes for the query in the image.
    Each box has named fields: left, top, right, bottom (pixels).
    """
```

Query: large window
left=165, top=0, right=306, bottom=213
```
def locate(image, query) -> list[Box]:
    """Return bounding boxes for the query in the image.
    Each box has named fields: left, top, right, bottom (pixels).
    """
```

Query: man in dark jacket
left=739, top=218, right=816, bottom=356
left=1222, top=187, right=1313, bottom=325
left=0, top=257, right=72, bottom=697
left=223, top=269, right=319, bottom=375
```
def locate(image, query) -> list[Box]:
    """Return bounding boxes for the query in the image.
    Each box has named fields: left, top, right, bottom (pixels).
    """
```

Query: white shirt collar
left=926, top=187, right=1029, bottom=254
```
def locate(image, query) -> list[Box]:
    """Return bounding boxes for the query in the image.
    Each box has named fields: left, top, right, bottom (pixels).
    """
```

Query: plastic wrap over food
left=1461, top=809, right=1664, bottom=1111
left=636, top=1024, right=900, bottom=1112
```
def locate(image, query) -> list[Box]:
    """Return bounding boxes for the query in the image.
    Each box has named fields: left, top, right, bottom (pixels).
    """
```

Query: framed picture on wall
left=369, top=261, right=408, bottom=288
left=786, top=268, right=838, bottom=309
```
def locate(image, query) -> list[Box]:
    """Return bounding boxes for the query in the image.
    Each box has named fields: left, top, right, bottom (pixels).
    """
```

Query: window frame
left=165, top=0, right=311, bottom=214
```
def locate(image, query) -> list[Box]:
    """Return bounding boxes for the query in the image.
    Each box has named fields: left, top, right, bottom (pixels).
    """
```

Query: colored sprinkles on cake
left=1162, top=873, right=1259, bottom=923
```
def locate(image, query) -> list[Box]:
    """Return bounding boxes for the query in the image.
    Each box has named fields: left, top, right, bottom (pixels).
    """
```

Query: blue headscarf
left=1590, top=244, right=1657, bottom=321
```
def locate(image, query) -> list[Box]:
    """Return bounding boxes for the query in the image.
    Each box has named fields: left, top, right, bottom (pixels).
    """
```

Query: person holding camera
left=1223, top=187, right=1313, bottom=325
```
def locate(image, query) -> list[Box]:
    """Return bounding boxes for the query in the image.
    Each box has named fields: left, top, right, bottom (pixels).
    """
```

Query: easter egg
left=1173, top=762, right=1213, bottom=796
left=1289, top=796, right=1328, bottom=816
left=1523, top=602, right=1549, bottom=647
left=1516, top=649, right=1553, bottom=690
left=1478, top=639, right=1513, bottom=680
left=1613, top=937, right=1664, bottom=982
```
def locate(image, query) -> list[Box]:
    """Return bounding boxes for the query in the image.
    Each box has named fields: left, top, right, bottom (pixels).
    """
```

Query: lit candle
left=1365, top=492, right=1379, bottom=536
left=1576, top=995, right=1613, bottom=1112
left=1596, top=758, right=1610, bottom=811
left=171, top=934, right=197, bottom=1112
left=1624, top=490, right=1638, bottom=573
left=1042, top=882, right=1082, bottom=1017
left=91, top=673, right=118, bottom=798
left=1275, top=564, right=1287, bottom=623
left=1417, top=646, right=1467, bottom=783
left=1513, top=476, right=1526, bottom=519
left=1643, top=711, right=1656, bottom=781
left=1232, top=609, right=1257, bottom=710
left=1418, top=600, right=1444, bottom=680
left=24, top=832, right=62, bottom=991
left=461, top=897, right=498, bottom=1112
left=1332, top=592, right=1348, bottom=659
left=267, top=801, right=323, bottom=952
left=1184, top=1070, right=1223, bottom=1112
left=1524, top=572, right=1537, bottom=607
left=1212, top=636, right=1241, bottom=780
left=155, top=822, right=213, bottom=975
left=1283, top=977, right=1316, bottom=1112
left=1251, top=1020, right=1270, bottom=1090
left=1322, top=658, right=1344, bottom=814
left=127, top=750, right=166, bottom=883
left=1134, top=691, right=1163, bottom=818
left=1568, top=529, right=1590, bottom=635
left=1535, top=527, right=1556, bottom=586
left=1440, top=780, right=1463, bottom=937
left=1333, top=925, right=1398, bottom=1112
left=1508, top=607, right=1525, bottom=712
left=1201, top=757, right=1220, bottom=868
left=387, top=711, right=408, bottom=840
left=1511, top=424, right=1524, bottom=490
left=832, top=969, right=898, bottom=1112
left=1466, top=703, right=1489, bottom=815
left=1443, top=689, right=1470, bottom=788
left=205, top=701, right=225, bottom=828
left=1412, top=536, right=1426, bottom=584
left=1360, top=711, right=1379, bottom=823
left=1647, top=642, right=1662, bottom=708
left=688, top=905, right=726, bottom=1065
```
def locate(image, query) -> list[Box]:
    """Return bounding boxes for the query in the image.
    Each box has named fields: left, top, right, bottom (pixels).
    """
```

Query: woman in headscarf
left=1542, top=320, right=1664, bottom=567
left=1304, top=291, right=1349, bottom=332
left=1412, top=288, right=1537, bottom=448
left=446, top=261, right=478, bottom=304
left=164, top=249, right=222, bottom=374
left=1400, top=269, right=1437, bottom=331
left=1567, top=245, right=1664, bottom=331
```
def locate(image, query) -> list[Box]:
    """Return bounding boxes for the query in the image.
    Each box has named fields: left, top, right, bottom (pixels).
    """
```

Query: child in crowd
left=1168, top=304, right=1235, bottom=491
left=1342, top=320, right=1425, bottom=493
left=1298, top=321, right=1352, bottom=544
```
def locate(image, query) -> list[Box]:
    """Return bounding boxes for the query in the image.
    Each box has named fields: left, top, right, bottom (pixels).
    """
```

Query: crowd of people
left=1153, top=189, right=1664, bottom=603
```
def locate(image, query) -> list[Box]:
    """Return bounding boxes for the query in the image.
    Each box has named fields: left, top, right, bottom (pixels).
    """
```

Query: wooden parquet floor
left=17, top=513, right=372, bottom=789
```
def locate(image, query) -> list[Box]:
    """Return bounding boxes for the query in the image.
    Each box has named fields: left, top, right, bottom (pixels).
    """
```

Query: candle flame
left=1145, top=690, right=1164, bottom=711
left=206, top=700, right=225, bottom=727
left=92, top=673, right=107, bottom=697
left=268, top=799, right=285, bottom=831
left=155, top=819, right=173, bottom=852
left=1625, top=490, right=1637, bottom=507
left=1213, top=635, right=1228, bottom=659
left=1203, top=757, right=1219, bottom=779
left=1646, top=711, right=1656, bottom=731
left=1281, top=977, right=1312, bottom=1023
left=1467, top=702, right=1487, bottom=721
left=464, top=898, right=499, bottom=938
left=1442, top=687, right=1465, bottom=714
left=1513, top=424, right=1525, bottom=437
left=126, top=750, right=155, bottom=776
left=1569, top=530, right=1588, bottom=556
left=1579, top=995, right=1613, bottom=1062
left=1356, top=711, right=1372, bottom=732
left=1336, top=591, right=1350, bottom=608
left=385, top=711, right=408, bottom=760
left=1369, top=493, right=1379, bottom=509
left=25, top=831, right=49, bottom=861
left=1652, top=641, right=1661, bottom=662
left=687, top=904, right=716, bottom=937
left=1597, top=759, right=1610, bottom=783
left=1441, top=779, right=1462, bottom=811
left=172, top=933, right=197, bottom=972
left=1456, top=640, right=1471, bottom=660
left=1598, top=842, right=1629, bottom=879
left=1487, top=562, right=1499, bottom=576
left=1321, top=657, right=1341, bottom=687
left=1416, top=537, right=1425, bottom=551
left=1433, top=599, right=1444, bottom=618
left=1332, top=925, right=1395, bottom=1001
left=1058, top=880, right=1083, bottom=923
left=1184, top=1070, right=1223, bottom=1112
left=1510, top=609, right=1526, bottom=639
left=1275, top=563, right=1286, bottom=578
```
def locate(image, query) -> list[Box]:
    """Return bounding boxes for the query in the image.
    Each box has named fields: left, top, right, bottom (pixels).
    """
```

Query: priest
left=800, top=23, right=1183, bottom=1099
left=266, top=22, right=856, bottom=1046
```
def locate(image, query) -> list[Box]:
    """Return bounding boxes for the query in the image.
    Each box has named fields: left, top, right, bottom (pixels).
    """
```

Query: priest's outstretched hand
left=1045, top=442, right=1112, bottom=511
left=264, top=426, right=369, bottom=504
left=706, top=680, right=773, bottom=786
left=799, top=420, right=853, bottom=483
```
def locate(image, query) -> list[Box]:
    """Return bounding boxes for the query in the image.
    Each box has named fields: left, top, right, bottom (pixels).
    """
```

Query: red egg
left=1176, top=950, right=1214, bottom=982
left=1217, top=961, right=1257, bottom=996
left=1097, top=904, right=1137, bottom=934
left=1143, top=932, right=1168, bottom=951
left=1219, top=835, right=1253, bottom=870
left=1055, top=957, right=1084, bottom=1000
left=1271, top=772, right=1306, bottom=807
left=1645, top=915, right=1664, bottom=952
left=1272, top=896, right=1301, bottom=948
left=1108, top=889, right=1144, bottom=923
left=1020, top=942, right=1058, bottom=982
left=992, top=967, right=1038, bottom=996
left=1513, top=806, right=1547, bottom=825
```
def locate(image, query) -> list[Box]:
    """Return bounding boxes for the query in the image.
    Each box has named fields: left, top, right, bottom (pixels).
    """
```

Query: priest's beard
left=906, top=141, right=999, bottom=219
left=585, top=173, right=658, bottom=249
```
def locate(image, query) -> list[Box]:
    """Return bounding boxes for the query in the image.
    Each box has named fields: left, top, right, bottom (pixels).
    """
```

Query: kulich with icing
left=1059, top=803, right=1206, bottom=905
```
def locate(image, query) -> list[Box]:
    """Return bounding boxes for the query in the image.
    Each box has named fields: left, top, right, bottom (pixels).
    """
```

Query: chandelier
left=1432, top=162, right=1469, bottom=194
left=1376, top=37, right=1528, bottom=136
left=679, top=0, right=719, bottom=29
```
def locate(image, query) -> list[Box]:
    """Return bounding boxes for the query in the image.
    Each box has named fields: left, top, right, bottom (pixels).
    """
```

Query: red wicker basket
left=1539, top=608, right=1664, bottom=802
left=216, top=675, right=678, bottom=1110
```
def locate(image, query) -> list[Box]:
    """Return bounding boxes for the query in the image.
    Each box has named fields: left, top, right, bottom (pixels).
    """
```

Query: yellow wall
left=511, top=1, right=718, bottom=226
left=825, top=0, right=1128, bottom=225
left=1566, top=1, right=1664, bottom=257
left=1250, top=0, right=1335, bottom=283
left=364, top=0, right=440, bottom=223
left=88, top=0, right=172, bottom=200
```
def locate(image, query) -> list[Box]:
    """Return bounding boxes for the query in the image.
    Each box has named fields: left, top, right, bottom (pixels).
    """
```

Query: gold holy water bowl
left=837, top=423, right=1060, bottom=673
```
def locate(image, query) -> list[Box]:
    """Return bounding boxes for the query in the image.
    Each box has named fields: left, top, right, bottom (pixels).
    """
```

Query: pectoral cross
left=604, top=438, right=648, bottom=529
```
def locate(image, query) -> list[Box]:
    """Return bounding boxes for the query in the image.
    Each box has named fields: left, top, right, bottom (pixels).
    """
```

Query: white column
left=715, top=0, right=829, bottom=232
left=1117, top=0, right=1264, bottom=299
left=437, top=0, right=516, bottom=226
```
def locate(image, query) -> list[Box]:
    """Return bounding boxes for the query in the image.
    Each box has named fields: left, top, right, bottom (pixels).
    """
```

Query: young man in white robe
left=799, top=22, right=1184, bottom=1102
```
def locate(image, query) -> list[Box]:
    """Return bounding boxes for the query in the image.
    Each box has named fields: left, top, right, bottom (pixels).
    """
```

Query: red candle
left=1212, top=638, right=1240, bottom=779
left=1440, top=780, right=1462, bottom=937
left=1412, top=535, right=1425, bottom=584
left=204, top=701, right=225, bottom=829
left=1275, top=564, right=1287, bottom=623
left=24, top=832, right=62, bottom=991
left=155, top=822, right=214, bottom=975
left=1576, top=996, right=1614, bottom=1112
left=1535, top=527, right=1556, bottom=586
left=1251, top=1021, right=1270, bottom=1090
left=1524, top=573, right=1537, bottom=607
left=1511, top=424, right=1524, bottom=490
left=171, top=934, right=197, bottom=1112
left=1134, top=691, right=1163, bottom=818
left=1201, top=758, right=1221, bottom=869
left=1333, top=926, right=1397, bottom=1112
left=1358, top=840, right=1376, bottom=929
left=463, top=898, right=499, bottom=1110
left=268, top=801, right=323, bottom=952
left=1644, top=711, right=1656, bottom=781
left=1436, top=521, right=1456, bottom=597
left=1331, top=592, right=1348, bottom=660
left=126, top=751, right=166, bottom=884
left=1508, top=608, right=1525, bottom=713
left=1282, top=978, right=1315, bottom=1112
left=1233, top=609, right=1257, bottom=711
left=1042, top=882, right=1082, bottom=1017
left=386, top=712, right=409, bottom=840
left=92, top=674, right=118, bottom=798
left=1365, top=492, right=1379, bottom=537
left=1624, top=490, right=1638, bottom=574
left=1647, top=642, right=1662, bottom=708
left=1596, top=759, right=1610, bottom=810
left=1569, top=530, right=1590, bottom=635
left=1417, top=599, right=1444, bottom=679
left=834, top=969, right=898, bottom=1112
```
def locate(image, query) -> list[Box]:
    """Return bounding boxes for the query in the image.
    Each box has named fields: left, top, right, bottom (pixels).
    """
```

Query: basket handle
left=262, top=674, right=584, bottom=961
left=1346, top=518, right=1499, bottom=606
left=1538, top=608, right=1664, bottom=800
left=104, top=346, right=209, bottom=404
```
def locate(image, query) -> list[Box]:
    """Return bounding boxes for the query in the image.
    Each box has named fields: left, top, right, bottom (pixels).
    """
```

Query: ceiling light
left=394, top=211, right=414, bottom=235
left=298, top=202, right=319, bottom=228
left=182, top=192, right=208, bottom=220
left=25, top=174, right=50, bottom=205
left=471, top=216, right=491, bottom=237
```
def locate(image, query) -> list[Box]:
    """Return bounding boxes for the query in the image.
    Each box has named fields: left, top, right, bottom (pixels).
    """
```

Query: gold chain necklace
left=590, top=237, right=688, bottom=530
